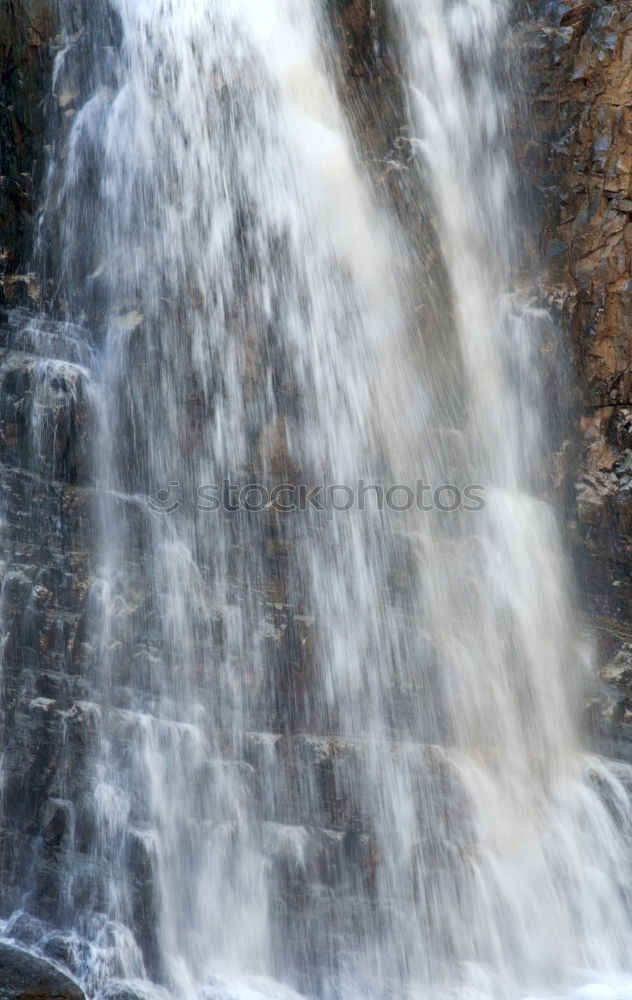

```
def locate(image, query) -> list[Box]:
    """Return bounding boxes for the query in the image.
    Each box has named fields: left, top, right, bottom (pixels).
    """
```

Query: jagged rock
left=0, top=941, right=84, bottom=1000
left=522, top=0, right=632, bottom=657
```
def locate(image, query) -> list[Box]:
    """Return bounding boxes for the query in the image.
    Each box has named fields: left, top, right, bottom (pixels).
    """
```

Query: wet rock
left=597, top=643, right=632, bottom=721
left=0, top=941, right=84, bottom=1000
left=124, top=831, right=161, bottom=982
left=0, top=351, right=95, bottom=485
left=0, top=0, right=631, bottom=982
left=39, top=932, right=91, bottom=979
left=3, top=912, right=49, bottom=948
left=0, top=0, right=58, bottom=291
left=30, top=799, right=76, bottom=924
left=522, top=0, right=632, bottom=641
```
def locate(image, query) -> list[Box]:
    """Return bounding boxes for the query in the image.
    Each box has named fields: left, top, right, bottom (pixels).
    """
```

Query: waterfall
left=3, top=1, right=632, bottom=1000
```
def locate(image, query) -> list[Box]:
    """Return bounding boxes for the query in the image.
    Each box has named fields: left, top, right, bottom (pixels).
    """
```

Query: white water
left=7, top=1, right=632, bottom=1000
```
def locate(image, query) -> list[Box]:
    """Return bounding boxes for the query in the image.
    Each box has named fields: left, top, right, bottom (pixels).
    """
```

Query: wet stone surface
left=1, top=0, right=632, bottom=991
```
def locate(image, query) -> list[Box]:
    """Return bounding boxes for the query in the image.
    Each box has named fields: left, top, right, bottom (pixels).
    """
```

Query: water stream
left=3, top=1, right=632, bottom=1000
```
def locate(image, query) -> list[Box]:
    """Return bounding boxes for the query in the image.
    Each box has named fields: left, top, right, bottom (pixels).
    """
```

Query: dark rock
left=0, top=941, right=84, bottom=1000
left=39, top=933, right=90, bottom=979
left=0, top=0, right=57, bottom=293
left=3, top=914, right=49, bottom=949
left=124, top=832, right=161, bottom=982
left=0, top=350, right=96, bottom=485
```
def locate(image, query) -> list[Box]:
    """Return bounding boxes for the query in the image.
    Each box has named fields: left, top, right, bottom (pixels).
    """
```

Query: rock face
left=0, top=941, right=85, bottom=1000
left=1, top=0, right=632, bottom=990
left=0, top=0, right=57, bottom=306
left=523, top=1, right=632, bottom=732
left=0, top=22, right=97, bottom=900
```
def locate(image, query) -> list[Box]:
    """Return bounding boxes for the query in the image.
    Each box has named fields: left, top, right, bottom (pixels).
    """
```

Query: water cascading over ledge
left=2, top=2, right=632, bottom=1000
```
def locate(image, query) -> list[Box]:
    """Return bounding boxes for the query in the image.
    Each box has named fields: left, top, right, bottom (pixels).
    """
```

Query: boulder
left=0, top=941, right=84, bottom=1000
left=39, top=933, right=90, bottom=979
left=2, top=913, right=49, bottom=949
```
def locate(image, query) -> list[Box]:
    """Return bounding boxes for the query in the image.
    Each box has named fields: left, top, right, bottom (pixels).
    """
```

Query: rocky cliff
left=1, top=0, right=631, bottom=992
left=522, top=0, right=632, bottom=732
left=0, top=0, right=56, bottom=306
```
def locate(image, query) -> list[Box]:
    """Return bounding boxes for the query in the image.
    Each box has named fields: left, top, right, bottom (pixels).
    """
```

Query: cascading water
left=3, top=1, right=632, bottom=1000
